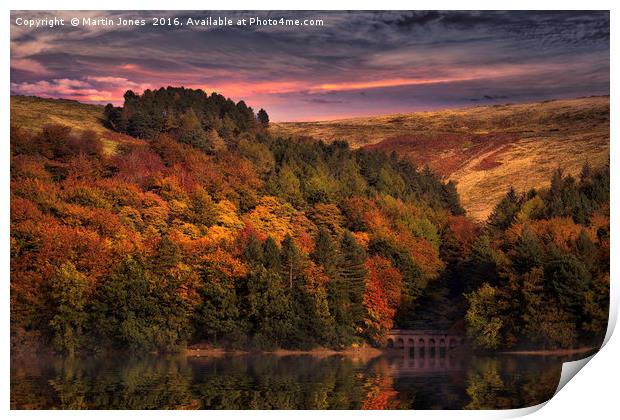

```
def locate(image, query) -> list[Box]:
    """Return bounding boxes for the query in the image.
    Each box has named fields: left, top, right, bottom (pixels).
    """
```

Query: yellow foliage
left=168, top=199, right=189, bottom=220
left=352, top=231, right=370, bottom=249
left=170, top=220, right=202, bottom=240
left=515, top=196, right=545, bottom=223
left=248, top=196, right=315, bottom=244
left=205, top=225, right=237, bottom=244
left=215, top=200, right=244, bottom=229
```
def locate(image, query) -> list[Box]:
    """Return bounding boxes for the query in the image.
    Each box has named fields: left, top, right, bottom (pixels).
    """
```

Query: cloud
left=9, top=76, right=154, bottom=103
left=11, top=78, right=110, bottom=100
left=9, top=10, right=610, bottom=120
left=11, top=58, right=49, bottom=75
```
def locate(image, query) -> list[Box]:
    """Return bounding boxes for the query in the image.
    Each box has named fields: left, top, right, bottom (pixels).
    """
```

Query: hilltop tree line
left=10, top=88, right=609, bottom=355
left=103, top=87, right=270, bottom=152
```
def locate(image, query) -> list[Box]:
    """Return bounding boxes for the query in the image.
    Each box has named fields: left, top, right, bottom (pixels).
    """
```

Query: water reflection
left=11, top=350, right=586, bottom=409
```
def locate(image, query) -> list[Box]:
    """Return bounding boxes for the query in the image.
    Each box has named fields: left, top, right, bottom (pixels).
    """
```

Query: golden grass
left=10, top=96, right=119, bottom=155
left=272, top=96, right=610, bottom=220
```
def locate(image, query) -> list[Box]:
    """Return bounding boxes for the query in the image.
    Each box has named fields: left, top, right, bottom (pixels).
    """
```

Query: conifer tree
left=337, top=231, right=368, bottom=331
left=262, top=236, right=281, bottom=271
left=280, top=234, right=302, bottom=288
left=257, top=109, right=270, bottom=128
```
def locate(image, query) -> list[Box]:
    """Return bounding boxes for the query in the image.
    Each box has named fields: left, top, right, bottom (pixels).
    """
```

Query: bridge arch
left=385, top=330, right=465, bottom=351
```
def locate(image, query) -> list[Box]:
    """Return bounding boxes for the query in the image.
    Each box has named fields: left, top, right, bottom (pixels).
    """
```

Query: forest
left=10, top=87, right=609, bottom=355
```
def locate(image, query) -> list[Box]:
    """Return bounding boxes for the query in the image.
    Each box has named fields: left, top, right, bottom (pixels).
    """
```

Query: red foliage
left=363, top=256, right=403, bottom=344
left=447, top=215, right=479, bottom=251
left=114, top=146, right=165, bottom=187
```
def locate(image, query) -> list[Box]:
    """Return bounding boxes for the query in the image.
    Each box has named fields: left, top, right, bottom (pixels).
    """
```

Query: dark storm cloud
left=10, top=10, right=609, bottom=120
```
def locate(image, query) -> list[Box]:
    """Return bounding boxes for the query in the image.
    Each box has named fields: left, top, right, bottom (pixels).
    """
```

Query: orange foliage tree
left=362, top=256, right=403, bottom=345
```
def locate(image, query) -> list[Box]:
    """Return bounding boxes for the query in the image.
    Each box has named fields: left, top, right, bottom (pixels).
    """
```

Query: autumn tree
left=362, top=256, right=402, bottom=345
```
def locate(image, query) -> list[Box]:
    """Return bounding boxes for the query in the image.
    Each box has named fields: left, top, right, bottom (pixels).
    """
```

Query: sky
left=10, top=11, right=610, bottom=121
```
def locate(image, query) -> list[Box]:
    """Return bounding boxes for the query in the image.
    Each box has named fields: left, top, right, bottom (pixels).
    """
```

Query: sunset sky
left=10, top=11, right=610, bottom=121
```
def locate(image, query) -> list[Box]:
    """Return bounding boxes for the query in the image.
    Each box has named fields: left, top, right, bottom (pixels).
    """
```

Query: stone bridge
left=385, top=329, right=466, bottom=352
left=384, top=330, right=467, bottom=375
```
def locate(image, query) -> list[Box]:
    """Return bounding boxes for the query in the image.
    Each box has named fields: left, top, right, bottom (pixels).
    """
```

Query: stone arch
left=429, top=338, right=436, bottom=356
left=407, top=338, right=416, bottom=357
left=417, top=338, right=425, bottom=356
left=387, top=338, right=394, bottom=349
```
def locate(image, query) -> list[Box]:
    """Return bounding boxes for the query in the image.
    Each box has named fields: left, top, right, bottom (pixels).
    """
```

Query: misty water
left=11, top=350, right=591, bottom=409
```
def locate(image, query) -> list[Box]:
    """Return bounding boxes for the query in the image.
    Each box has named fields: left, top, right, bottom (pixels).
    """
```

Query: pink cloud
left=11, top=58, right=49, bottom=75
left=11, top=78, right=117, bottom=103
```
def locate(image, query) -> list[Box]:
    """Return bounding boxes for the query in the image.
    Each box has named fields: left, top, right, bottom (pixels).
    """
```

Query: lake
left=10, top=350, right=591, bottom=409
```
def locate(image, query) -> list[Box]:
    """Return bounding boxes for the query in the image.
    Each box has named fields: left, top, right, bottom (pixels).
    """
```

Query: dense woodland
left=10, top=87, right=609, bottom=355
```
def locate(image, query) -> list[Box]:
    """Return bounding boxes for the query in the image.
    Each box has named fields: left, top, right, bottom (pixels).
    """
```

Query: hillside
left=10, top=96, right=144, bottom=155
left=10, top=88, right=464, bottom=354
left=10, top=88, right=609, bottom=358
left=272, top=97, right=610, bottom=220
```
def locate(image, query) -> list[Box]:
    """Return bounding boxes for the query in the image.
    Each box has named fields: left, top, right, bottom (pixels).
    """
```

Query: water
left=10, top=350, right=591, bottom=409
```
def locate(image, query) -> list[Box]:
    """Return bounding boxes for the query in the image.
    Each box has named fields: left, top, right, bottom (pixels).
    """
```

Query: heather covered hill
left=273, top=96, right=610, bottom=220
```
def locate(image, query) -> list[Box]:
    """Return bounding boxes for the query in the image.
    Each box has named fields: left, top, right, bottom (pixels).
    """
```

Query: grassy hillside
left=10, top=96, right=143, bottom=155
left=272, top=97, right=610, bottom=220
left=11, top=95, right=610, bottom=220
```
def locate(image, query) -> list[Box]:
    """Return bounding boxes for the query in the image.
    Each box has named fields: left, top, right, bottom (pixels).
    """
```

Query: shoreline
left=184, top=345, right=383, bottom=358
left=185, top=345, right=599, bottom=358
left=499, top=347, right=597, bottom=356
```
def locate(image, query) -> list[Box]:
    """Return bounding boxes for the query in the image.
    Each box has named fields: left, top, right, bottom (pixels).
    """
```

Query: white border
left=3, top=2, right=617, bottom=419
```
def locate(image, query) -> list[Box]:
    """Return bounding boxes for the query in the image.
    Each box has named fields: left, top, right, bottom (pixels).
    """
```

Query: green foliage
left=513, top=225, right=544, bottom=274
left=257, top=109, right=270, bottom=128
left=461, top=235, right=503, bottom=292
left=465, top=283, right=505, bottom=350
left=47, top=263, right=90, bottom=355
left=544, top=253, right=591, bottom=316
left=187, top=187, right=218, bottom=228
left=488, top=187, right=520, bottom=230
left=280, top=234, right=302, bottom=288
left=262, top=237, right=282, bottom=271
left=461, top=164, right=609, bottom=350
left=311, top=228, right=338, bottom=269
left=194, top=268, right=242, bottom=346
left=238, top=138, right=275, bottom=176
left=246, top=267, right=294, bottom=350
left=543, top=165, right=609, bottom=223
left=106, top=87, right=259, bottom=144
left=328, top=232, right=367, bottom=343
left=91, top=257, right=190, bottom=352
left=176, top=108, right=208, bottom=150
